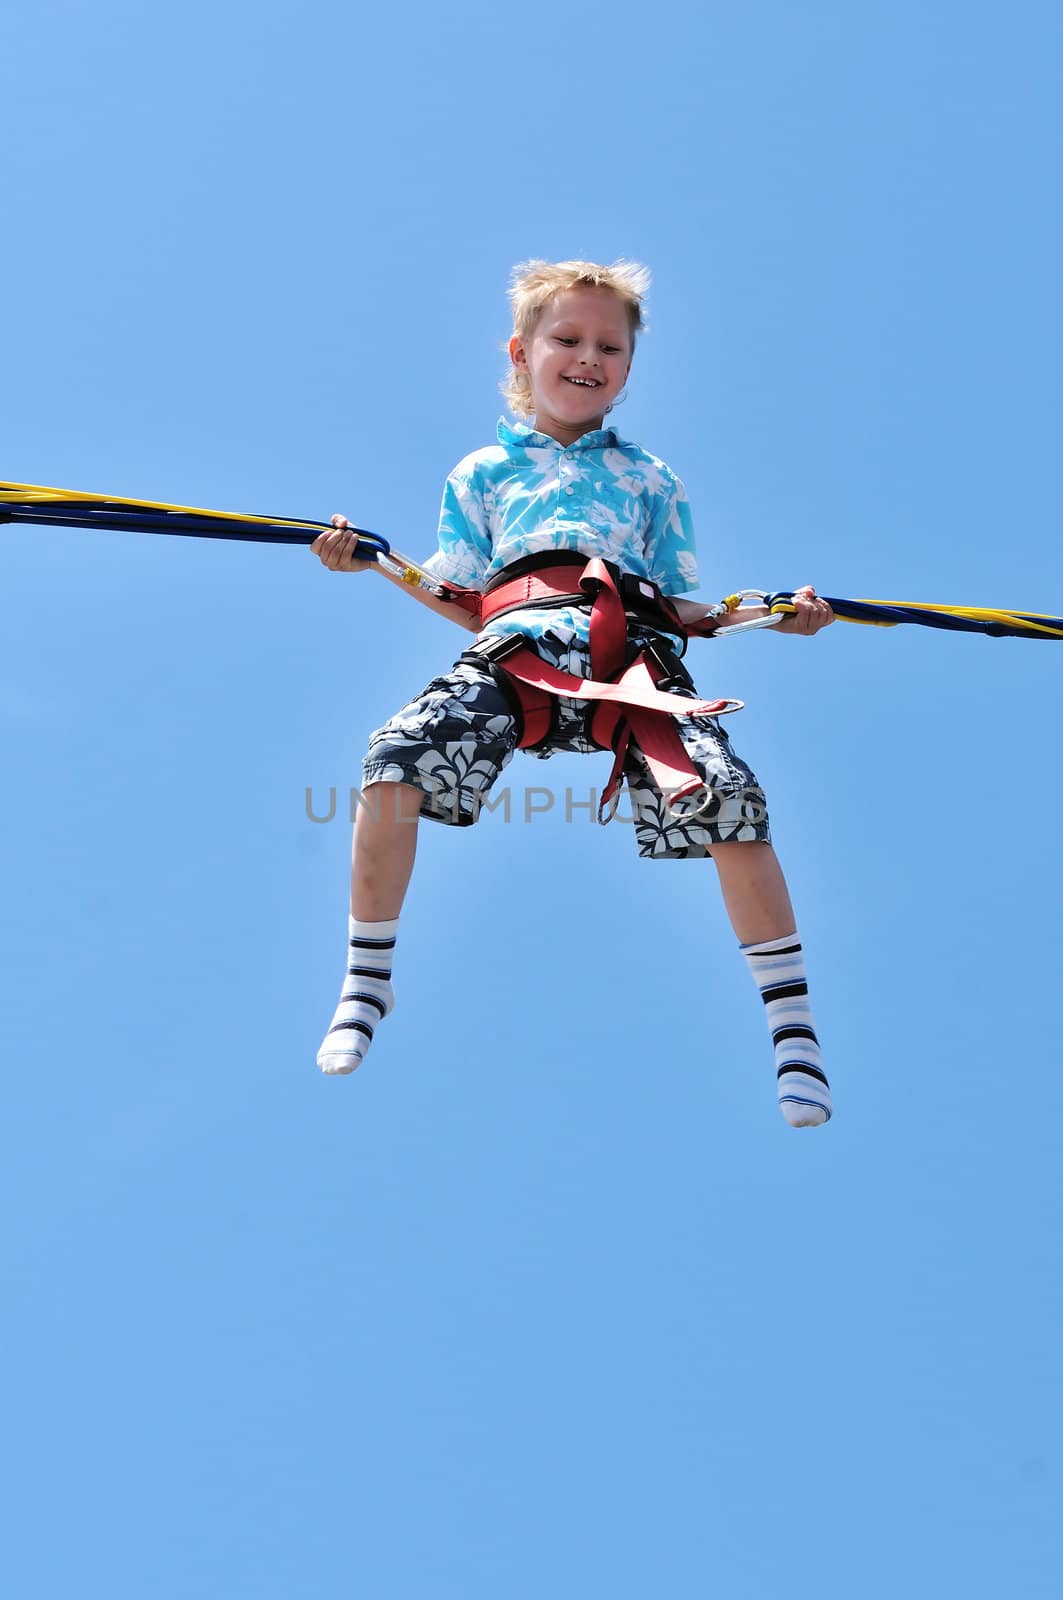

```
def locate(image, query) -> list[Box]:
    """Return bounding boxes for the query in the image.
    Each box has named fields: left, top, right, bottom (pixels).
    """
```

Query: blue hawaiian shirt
left=421, top=416, right=699, bottom=642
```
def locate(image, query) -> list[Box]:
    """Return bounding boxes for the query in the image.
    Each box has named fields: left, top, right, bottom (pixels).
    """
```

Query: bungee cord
left=3, top=479, right=1061, bottom=641
left=715, top=588, right=1063, bottom=640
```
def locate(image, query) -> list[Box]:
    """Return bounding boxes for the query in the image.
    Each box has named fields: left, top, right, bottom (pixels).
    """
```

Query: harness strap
left=589, top=657, right=723, bottom=820
left=465, top=556, right=742, bottom=824
left=480, top=560, right=593, bottom=621
left=487, top=639, right=735, bottom=721
left=441, top=552, right=691, bottom=639
left=438, top=584, right=484, bottom=625
left=477, top=552, right=688, bottom=641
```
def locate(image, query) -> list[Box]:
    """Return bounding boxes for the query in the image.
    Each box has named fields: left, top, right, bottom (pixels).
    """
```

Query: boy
left=311, top=259, right=834, bottom=1126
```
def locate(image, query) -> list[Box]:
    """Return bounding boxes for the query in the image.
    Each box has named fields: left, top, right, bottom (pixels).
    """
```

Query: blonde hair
left=501, top=257, right=651, bottom=418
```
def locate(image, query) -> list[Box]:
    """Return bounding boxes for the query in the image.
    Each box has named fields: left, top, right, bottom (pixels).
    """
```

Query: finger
left=331, top=530, right=363, bottom=570
left=331, top=514, right=350, bottom=529
left=323, top=531, right=350, bottom=568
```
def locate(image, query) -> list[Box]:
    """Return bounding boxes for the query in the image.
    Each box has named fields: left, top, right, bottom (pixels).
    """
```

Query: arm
left=377, top=565, right=481, bottom=632
left=310, top=522, right=480, bottom=631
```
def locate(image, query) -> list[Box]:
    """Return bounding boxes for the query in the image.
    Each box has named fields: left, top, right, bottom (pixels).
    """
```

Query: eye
left=602, top=345, right=621, bottom=354
left=554, top=337, right=578, bottom=346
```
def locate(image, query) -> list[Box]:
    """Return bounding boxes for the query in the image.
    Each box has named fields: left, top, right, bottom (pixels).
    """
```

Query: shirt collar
left=497, top=415, right=625, bottom=452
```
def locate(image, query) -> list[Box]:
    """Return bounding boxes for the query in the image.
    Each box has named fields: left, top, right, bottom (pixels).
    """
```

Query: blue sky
left=4, top=2, right=1062, bottom=1595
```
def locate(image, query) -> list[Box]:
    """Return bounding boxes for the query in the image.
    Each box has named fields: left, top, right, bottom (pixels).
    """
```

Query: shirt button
left=565, top=486, right=574, bottom=496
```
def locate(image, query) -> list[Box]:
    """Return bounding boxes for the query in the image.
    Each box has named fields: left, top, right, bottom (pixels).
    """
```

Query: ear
left=508, top=334, right=527, bottom=371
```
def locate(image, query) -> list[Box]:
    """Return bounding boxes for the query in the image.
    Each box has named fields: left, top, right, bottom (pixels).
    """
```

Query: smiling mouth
left=564, top=376, right=601, bottom=389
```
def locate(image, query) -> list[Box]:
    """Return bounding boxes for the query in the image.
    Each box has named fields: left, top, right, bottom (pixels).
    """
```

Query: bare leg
left=351, top=781, right=423, bottom=919
left=708, top=840, right=795, bottom=943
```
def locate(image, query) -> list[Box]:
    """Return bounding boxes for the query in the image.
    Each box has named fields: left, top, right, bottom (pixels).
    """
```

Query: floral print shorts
left=361, top=624, right=770, bottom=859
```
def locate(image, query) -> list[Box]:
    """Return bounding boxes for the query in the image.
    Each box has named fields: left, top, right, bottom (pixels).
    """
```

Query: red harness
left=440, top=556, right=741, bottom=822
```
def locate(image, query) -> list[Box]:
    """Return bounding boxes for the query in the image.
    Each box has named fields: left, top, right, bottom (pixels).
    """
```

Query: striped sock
left=316, top=915, right=397, bottom=1076
left=740, top=931, right=832, bottom=1127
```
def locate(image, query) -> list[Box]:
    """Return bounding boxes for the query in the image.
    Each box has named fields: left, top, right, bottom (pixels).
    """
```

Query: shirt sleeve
left=420, top=459, right=493, bottom=588
left=644, top=470, right=699, bottom=595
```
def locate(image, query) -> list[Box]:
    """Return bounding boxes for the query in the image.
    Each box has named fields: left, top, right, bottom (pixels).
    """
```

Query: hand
left=310, top=515, right=375, bottom=573
left=774, top=585, right=834, bottom=635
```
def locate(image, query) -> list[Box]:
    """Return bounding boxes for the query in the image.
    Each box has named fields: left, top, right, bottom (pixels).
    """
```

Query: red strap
left=497, top=644, right=738, bottom=722
left=595, top=656, right=722, bottom=822
left=456, top=557, right=687, bottom=646
left=583, top=557, right=629, bottom=675
left=478, top=556, right=678, bottom=648
left=479, top=564, right=588, bottom=624
left=437, top=583, right=484, bottom=626
left=597, top=720, right=710, bottom=823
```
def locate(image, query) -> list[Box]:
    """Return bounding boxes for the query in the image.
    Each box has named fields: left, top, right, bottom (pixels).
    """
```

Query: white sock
left=316, top=915, right=397, bottom=1076
left=740, top=931, right=832, bottom=1127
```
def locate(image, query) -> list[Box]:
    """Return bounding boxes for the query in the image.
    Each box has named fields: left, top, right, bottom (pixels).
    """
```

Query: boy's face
left=509, top=285, right=633, bottom=443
